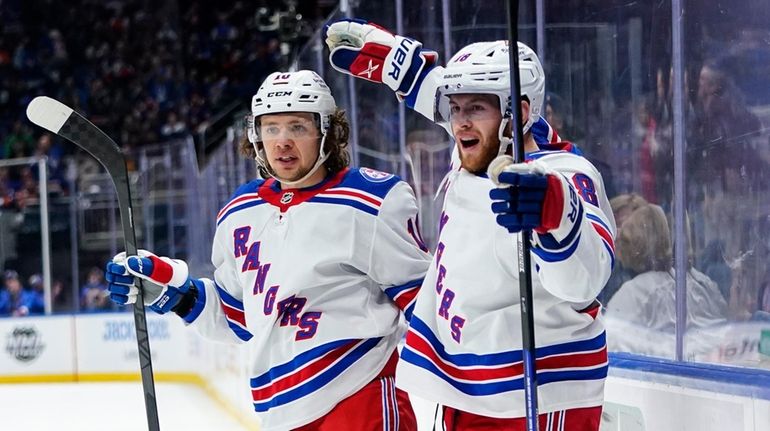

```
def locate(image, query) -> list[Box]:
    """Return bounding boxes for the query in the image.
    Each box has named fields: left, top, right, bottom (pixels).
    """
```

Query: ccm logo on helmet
left=267, top=91, right=292, bottom=97
left=387, top=38, right=415, bottom=81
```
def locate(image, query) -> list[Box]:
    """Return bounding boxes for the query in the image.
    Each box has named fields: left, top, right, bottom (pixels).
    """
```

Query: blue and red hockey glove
left=324, top=18, right=438, bottom=99
left=105, top=250, right=192, bottom=314
left=488, top=156, right=581, bottom=237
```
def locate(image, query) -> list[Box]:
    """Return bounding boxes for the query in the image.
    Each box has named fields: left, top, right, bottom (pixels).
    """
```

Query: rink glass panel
left=291, top=1, right=770, bottom=371
left=682, top=0, right=770, bottom=367
left=21, top=0, right=766, bottom=372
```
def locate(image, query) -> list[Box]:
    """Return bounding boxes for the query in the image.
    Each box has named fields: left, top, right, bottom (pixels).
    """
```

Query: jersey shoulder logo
left=360, top=167, right=394, bottom=183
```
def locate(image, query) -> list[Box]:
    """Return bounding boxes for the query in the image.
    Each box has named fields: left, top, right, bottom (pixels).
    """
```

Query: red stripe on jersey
left=148, top=255, right=173, bottom=285
left=406, top=330, right=607, bottom=382
left=591, top=222, right=615, bottom=251
left=581, top=303, right=601, bottom=320
left=406, top=331, right=516, bottom=381
left=322, top=189, right=382, bottom=206
left=220, top=300, right=247, bottom=327
left=217, top=193, right=260, bottom=220
left=394, top=287, right=419, bottom=311
left=537, top=348, right=607, bottom=371
left=251, top=339, right=360, bottom=401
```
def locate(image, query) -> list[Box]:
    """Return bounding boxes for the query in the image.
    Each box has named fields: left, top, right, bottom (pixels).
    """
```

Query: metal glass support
left=671, top=0, right=688, bottom=362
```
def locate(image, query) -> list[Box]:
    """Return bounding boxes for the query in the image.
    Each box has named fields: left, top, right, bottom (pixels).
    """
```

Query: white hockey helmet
left=435, top=41, right=545, bottom=152
left=247, top=70, right=337, bottom=185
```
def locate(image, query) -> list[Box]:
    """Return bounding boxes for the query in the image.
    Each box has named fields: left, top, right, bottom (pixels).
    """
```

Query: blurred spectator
left=725, top=250, right=766, bottom=320
left=2, top=120, right=33, bottom=159
left=160, top=110, right=188, bottom=140
left=32, top=133, right=66, bottom=194
left=599, top=193, right=648, bottom=304
left=80, top=266, right=112, bottom=312
left=51, top=278, right=70, bottom=312
left=606, top=203, right=727, bottom=331
left=13, top=166, right=39, bottom=209
left=24, top=273, right=45, bottom=315
left=0, top=166, right=19, bottom=208
left=0, top=269, right=38, bottom=316
left=690, top=60, right=763, bottom=191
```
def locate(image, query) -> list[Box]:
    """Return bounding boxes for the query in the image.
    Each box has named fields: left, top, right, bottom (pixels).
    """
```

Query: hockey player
left=325, top=20, right=616, bottom=430
left=105, top=70, right=431, bottom=431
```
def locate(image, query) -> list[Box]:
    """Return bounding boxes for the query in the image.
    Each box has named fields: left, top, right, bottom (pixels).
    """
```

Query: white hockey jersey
left=182, top=167, right=432, bottom=430
left=396, top=148, right=616, bottom=418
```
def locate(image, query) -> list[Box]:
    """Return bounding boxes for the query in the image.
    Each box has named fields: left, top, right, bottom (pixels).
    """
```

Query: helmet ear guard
left=246, top=114, right=258, bottom=145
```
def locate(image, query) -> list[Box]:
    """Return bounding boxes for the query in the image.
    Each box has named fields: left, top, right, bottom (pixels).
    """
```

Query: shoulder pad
left=337, top=168, right=402, bottom=199
left=228, top=178, right=266, bottom=201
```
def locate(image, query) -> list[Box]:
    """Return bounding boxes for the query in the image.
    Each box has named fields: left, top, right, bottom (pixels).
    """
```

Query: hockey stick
left=26, top=96, right=161, bottom=431
left=506, top=1, right=540, bottom=430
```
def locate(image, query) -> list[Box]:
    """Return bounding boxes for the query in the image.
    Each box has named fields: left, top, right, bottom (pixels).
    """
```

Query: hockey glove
left=105, top=250, right=191, bottom=314
left=324, top=18, right=438, bottom=98
left=488, top=156, right=580, bottom=237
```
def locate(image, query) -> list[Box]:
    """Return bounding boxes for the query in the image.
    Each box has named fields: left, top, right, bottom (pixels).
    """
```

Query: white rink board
left=74, top=312, right=194, bottom=373
left=3, top=313, right=770, bottom=431
left=604, top=375, right=770, bottom=431
left=0, top=315, right=75, bottom=376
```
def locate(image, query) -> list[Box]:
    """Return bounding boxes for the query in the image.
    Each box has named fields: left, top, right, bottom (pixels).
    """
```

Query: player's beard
left=459, top=137, right=500, bottom=174
left=275, top=152, right=321, bottom=184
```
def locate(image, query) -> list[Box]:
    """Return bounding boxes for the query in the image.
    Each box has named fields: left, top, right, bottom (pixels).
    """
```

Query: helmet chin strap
left=254, top=134, right=330, bottom=187
left=497, top=116, right=534, bottom=156
left=497, top=117, right=512, bottom=156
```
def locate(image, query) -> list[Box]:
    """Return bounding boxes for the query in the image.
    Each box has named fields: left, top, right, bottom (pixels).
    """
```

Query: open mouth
left=459, top=138, right=480, bottom=149
left=276, top=156, right=297, bottom=163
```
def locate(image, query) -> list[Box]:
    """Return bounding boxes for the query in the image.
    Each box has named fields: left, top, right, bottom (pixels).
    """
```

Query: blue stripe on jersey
left=404, top=302, right=416, bottom=322
left=403, top=320, right=608, bottom=396
left=602, top=241, right=616, bottom=270
left=585, top=213, right=612, bottom=233
left=216, top=283, right=246, bottom=309
left=526, top=150, right=564, bottom=160
left=215, top=283, right=252, bottom=341
left=410, top=316, right=523, bottom=365
left=536, top=201, right=584, bottom=251
left=253, top=337, right=382, bottom=411
left=183, top=278, right=207, bottom=324
left=227, top=319, right=253, bottom=341
left=308, top=196, right=379, bottom=216
left=537, top=331, right=606, bottom=357
left=537, top=366, right=609, bottom=385
left=585, top=213, right=615, bottom=269
left=399, top=349, right=608, bottom=396
left=250, top=338, right=352, bottom=387
left=383, top=278, right=424, bottom=299
left=532, top=234, right=581, bottom=262
left=410, top=316, right=607, bottom=365
left=217, top=200, right=267, bottom=226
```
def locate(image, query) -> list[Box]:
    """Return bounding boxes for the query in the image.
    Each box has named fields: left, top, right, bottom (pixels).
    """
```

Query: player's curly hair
left=240, top=108, right=351, bottom=179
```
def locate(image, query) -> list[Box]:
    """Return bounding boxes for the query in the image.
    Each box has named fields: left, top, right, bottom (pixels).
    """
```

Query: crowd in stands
left=0, top=0, right=331, bottom=316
